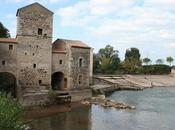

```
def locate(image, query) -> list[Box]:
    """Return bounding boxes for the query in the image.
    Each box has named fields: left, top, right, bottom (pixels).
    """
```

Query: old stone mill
left=0, top=2, right=93, bottom=106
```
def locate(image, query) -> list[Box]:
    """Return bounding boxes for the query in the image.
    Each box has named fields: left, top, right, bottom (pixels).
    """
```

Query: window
left=39, top=80, right=42, bottom=84
left=33, top=64, right=36, bottom=68
left=78, top=75, right=83, bottom=84
left=59, top=60, right=63, bottom=65
left=9, top=45, right=13, bottom=50
left=79, top=58, right=83, bottom=67
left=44, top=34, right=47, bottom=37
left=2, top=60, right=5, bottom=65
left=38, top=28, right=43, bottom=35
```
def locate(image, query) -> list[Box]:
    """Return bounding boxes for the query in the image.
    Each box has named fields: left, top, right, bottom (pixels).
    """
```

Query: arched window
left=79, top=58, right=83, bottom=67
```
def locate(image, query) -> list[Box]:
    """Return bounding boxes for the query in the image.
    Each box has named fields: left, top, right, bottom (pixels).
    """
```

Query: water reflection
left=26, top=104, right=91, bottom=130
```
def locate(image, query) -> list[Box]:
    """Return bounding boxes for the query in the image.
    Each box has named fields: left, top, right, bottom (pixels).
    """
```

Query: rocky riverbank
left=91, top=75, right=175, bottom=94
left=81, top=95, right=135, bottom=109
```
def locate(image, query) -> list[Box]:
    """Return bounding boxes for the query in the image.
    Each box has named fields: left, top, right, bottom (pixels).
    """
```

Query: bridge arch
left=0, top=72, right=16, bottom=97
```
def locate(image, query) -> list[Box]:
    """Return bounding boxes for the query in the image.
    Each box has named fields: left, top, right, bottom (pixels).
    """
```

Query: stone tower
left=16, top=3, right=53, bottom=104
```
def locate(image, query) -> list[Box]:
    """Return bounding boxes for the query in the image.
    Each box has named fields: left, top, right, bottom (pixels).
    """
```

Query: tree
left=97, top=45, right=120, bottom=74
left=93, top=53, right=101, bottom=73
left=142, top=58, right=151, bottom=65
left=0, top=22, right=10, bottom=38
left=166, top=56, right=174, bottom=66
left=156, top=59, right=164, bottom=65
left=123, top=48, right=141, bottom=74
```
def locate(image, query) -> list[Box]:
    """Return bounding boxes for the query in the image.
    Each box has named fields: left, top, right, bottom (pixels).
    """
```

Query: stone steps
left=54, top=91, right=71, bottom=103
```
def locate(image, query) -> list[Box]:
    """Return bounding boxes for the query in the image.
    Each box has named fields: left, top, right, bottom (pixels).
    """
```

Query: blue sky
left=1, top=0, right=175, bottom=64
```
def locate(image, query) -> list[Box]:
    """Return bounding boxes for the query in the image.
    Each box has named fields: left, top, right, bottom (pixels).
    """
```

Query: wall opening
left=79, top=58, right=83, bottom=67
left=39, top=80, right=42, bottom=85
left=2, top=60, right=5, bottom=65
left=0, top=72, right=16, bottom=97
left=38, top=28, right=43, bottom=35
left=9, top=45, right=13, bottom=50
left=33, top=64, right=36, bottom=68
left=59, top=60, right=63, bottom=65
left=78, top=75, right=83, bottom=85
left=51, top=72, right=64, bottom=90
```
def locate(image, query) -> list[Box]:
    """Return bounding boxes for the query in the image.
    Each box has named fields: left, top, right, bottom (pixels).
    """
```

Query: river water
left=27, top=87, right=175, bottom=130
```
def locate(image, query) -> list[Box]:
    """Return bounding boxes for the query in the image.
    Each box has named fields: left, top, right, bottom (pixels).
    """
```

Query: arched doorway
left=51, top=72, right=65, bottom=90
left=0, top=72, right=16, bottom=97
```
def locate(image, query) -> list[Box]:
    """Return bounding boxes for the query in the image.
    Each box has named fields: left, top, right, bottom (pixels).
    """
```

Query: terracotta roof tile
left=53, top=39, right=91, bottom=49
left=0, top=38, right=17, bottom=43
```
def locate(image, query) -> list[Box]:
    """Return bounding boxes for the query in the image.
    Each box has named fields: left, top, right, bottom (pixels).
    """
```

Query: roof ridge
left=16, top=2, right=53, bottom=16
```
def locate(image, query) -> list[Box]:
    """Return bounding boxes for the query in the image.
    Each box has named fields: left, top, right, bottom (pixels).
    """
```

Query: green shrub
left=0, top=93, right=26, bottom=130
left=141, top=64, right=171, bottom=74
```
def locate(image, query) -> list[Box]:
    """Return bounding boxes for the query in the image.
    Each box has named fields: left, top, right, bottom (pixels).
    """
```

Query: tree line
left=93, top=45, right=173, bottom=75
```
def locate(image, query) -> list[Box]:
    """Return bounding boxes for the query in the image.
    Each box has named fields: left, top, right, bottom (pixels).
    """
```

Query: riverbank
left=92, top=75, right=175, bottom=94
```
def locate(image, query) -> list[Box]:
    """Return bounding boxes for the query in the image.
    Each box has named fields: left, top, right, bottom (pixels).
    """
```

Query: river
left=26, top=87, right=175, bottom=130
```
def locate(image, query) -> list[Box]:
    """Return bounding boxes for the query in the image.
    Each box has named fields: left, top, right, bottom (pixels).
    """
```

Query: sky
left=0, top=0, right=175, bottom=64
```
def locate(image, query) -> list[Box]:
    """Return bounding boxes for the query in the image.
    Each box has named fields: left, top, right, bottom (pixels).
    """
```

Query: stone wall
left=16, top=3, right=53, bottom=98
left=70, top=47, right=90, bottom=89
left=70, top=89, right=92, bottom=102
left=0, top=43, right=17, bottom=77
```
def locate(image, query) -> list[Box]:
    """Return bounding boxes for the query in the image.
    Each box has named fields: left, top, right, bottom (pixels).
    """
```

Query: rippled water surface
left=28, top=87, right=175, bottom=130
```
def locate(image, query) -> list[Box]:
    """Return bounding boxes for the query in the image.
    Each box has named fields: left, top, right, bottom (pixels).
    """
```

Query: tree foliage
left=93, top=45, right=120, bottom=74
left=123, top=48, right=141, bottom=74
left=142, top=58, right=151, bottom=65
left=166, top=56, right=174, bottom=66
left=0, top=22, right=10, bottom=38
left=156, top=59, right=164, bottom=65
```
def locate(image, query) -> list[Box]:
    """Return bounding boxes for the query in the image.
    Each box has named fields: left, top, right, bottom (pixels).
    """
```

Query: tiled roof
left=0, top=38, right=17, bottom=43
left=53, top=39, right=91, bottom=49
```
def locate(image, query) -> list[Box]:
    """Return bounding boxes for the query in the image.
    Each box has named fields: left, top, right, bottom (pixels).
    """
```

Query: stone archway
left=51, top=72, right=65, bottom=90
left=0, top=72, right=16, bottom=97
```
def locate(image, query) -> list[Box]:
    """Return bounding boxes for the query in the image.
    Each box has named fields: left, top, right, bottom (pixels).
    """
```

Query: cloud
left=5, top=0, right=61, bottom=4
left=57, top=0, right=175, bottom=61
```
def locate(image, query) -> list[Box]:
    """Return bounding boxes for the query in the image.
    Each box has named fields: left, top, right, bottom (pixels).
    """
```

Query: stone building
left=0, top=3, right=92, bottom=106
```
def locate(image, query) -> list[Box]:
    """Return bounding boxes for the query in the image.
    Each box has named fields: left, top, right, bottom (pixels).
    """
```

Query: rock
left=82, top=95, right=135, bottom=110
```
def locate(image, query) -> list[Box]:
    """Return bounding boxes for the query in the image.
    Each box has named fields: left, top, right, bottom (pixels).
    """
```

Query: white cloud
left=56, top=0, right=175, bottom=61
left=5, top=0, right=61, bottom=4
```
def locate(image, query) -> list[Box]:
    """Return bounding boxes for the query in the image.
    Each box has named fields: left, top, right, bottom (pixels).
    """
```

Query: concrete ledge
left=70, top=89, right=92, bottom=102
left=21, top=93, right=48, bottom=106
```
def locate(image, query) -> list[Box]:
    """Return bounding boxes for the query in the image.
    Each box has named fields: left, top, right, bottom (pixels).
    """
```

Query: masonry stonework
left=0, top=2, right=93, bottom=106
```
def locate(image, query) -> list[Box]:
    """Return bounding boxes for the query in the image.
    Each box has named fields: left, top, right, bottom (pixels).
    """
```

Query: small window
left=39, top=80, right=42, bottom=84
left=44, top=34, right=47, bottom=37
left=38, top=28, right=43, bottom=35
left=78, top=75, right=83, bottom=84
left=79, top=58, right=83, bottom=67
left=59, top=60, right=63, bottom=64
left=33, top=64, right=36, bottom=68
left=2, top=60, right=5, bottom=65
left=9, top=45, right=13, bottom=50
